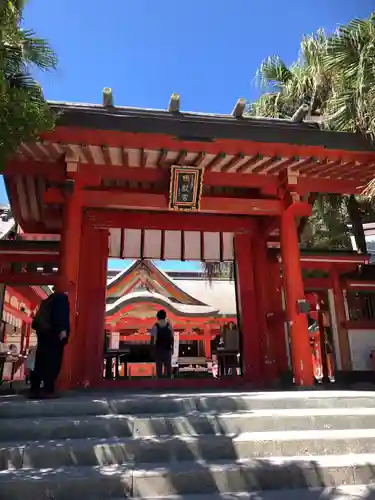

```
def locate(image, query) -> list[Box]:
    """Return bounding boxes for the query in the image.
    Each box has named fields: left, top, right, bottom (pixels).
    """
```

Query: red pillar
left=234, top=232, right=262, bottom=382
left=204, top=326, right=211, bottom=359
left=252, top=227, right=277, bottom=382
left=67, top=221, right=95, bottom=387
left=57, top=174, right=84, bottom=389
left=269, top=258, right=289, bottom=375
left=280, top=207, right=314, bottom=386
left=81, top=223, right=108, bottom=388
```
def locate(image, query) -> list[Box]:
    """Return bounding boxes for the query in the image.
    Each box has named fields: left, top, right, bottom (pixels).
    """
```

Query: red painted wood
left=297, top=177, right=362, bottom=195
left=204, top=327, right=212, bottom=359
left=57, top=174, right=84, bottom=389
left=304, top=277, right=333, bottom=290
left=68, top=222, right=96, bottom=387
left=5, top=159, right=65, bottom=179
left=45, top=188, right=283, bottom=216
left=83, top=226, right=108, bottom=387
left=41, top=127, right=375, bottom=166
left=6, top=160, right=365, bottom=195
left=252, top=228, right=277, bottom=382
left=0, top=273, right=59, bottom=285
left=97, top=376, right=254, bottom=391
left=234, top=233, right=262, bottom=382
left=87, top=209, right=254, bottom=233
left=280, top=206, right=314, bottom=386
left=0, top=252, right=58, bottom=264
left=268, top=259, right=289, bottom=374
left=3, top=303, right=32, bottom=324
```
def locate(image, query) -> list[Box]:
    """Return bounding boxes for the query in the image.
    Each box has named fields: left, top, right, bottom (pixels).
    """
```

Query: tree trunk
left=347, top=195, right=367, bottom=253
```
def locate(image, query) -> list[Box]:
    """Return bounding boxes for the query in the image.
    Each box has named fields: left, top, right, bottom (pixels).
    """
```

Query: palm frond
left=255, top=56, right=293, bottom=90
left=19, top=29, right=58, bottom=70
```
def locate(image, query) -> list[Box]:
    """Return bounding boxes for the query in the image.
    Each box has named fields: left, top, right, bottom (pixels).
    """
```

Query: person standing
left=30, top=286, right=70, bottom=398
left=150, top=309, right=173, bottom=379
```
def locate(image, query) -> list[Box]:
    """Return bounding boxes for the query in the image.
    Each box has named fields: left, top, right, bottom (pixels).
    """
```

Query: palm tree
left=324, top=14, right=375, bottom=138
left=0, top=0, right=57, bottom=168
left=248, top=29, right=332, bottom=121
left=247, top=20, right=375, bottom=254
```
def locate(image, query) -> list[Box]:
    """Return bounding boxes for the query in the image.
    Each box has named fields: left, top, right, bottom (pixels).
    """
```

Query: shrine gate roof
left=50, top=101, right=374, bottom=153
left=5, top=101, right=375, bottom=236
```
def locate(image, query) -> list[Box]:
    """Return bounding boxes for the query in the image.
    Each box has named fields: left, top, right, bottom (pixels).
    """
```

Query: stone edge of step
left=2, top=453, right=375, bottom=479
left=127, top=485, right=375, bottom=500
left=3, top=427, right=375, bottom=449
left=4, top=406, right=375, bottom=420
left=3, top=389, right=375, bottom=407
left=4, top=404, right=375, bottom=424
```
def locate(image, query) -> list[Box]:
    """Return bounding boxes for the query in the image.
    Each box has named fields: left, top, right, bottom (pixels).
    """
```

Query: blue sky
left=3, top=0, right=374, bottom=271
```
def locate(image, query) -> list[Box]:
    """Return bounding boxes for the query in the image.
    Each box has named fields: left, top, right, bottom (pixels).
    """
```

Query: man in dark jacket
left=29, top=287, right=70, bottom=398
left=150, top=309, right=174, bottom=378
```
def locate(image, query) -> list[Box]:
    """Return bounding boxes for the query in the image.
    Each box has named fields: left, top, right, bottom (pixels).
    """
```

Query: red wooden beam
left=303, top=277, right=332, bottom=289
left=0, top=252, right=59, bottom=263
left=87, top=209, right=254, bottom=232
left=287, top=201, right=312, bottom=218
left=6, top=159, right=367, bottom=196
left=44, top=188, right=282, bottom=216
left=77, top=164, right=277, bottom=190
left=0, top=272, right=59, bottom=285
left=4, top=303, right=32, bottom=324
left=42, top=127, right=375, bottom=165
left=4, top=159, right=65, bottom=180
left=297, top=177, right=364, bottom=195
left=345, top=280, right=375, bottom=290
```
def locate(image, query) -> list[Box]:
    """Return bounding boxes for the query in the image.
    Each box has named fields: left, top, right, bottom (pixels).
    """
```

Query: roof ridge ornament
left=103, top=88, right=114, bottom=107
left=168, top=93, right=180, bottom=113
left=231, top=98, right=246, bottom=118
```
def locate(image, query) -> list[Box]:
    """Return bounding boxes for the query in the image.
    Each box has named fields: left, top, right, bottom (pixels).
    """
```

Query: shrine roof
left=107, top=259, right=208, bottom=306
left=105, top=259, right=237, bottom=316
left=49, top=101, right=374, bottom=152
left=106, top=290, right=219, bottom=317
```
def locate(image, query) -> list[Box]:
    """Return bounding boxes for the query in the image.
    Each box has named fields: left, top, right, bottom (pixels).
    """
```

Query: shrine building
left=3, top=93, right=375, bottom=390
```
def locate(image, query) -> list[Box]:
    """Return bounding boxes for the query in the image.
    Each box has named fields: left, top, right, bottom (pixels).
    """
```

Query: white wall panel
left=163, top=231, right=182, bottom=259
left=143, top=230, right=162, bottom=259
left=203, top=232, right=220, bottom=261
left=184, top=231, right=201, bottom=260
left=109, top=229, right=121, bottom=258
left=123, top=229, right=141, bottom=258
left=222, top=232, right=234, bottom=260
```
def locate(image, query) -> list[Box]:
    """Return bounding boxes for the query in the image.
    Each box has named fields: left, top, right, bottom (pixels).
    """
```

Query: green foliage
left=0, top=0, right=57, bottom=170
left=248, top=17, right=375, bottom=138
left=248, top=14, right=375, bottom=252
left=299, top=196, right=351, bottom=250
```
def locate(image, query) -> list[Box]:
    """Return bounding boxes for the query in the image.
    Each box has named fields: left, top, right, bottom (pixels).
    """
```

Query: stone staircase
left=1, top=390, right=375, bottom=499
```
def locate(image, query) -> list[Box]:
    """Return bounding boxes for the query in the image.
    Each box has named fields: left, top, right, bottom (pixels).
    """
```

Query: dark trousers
left=31, top=337, right=65, bottom=394
left=155, top=349, right=172, bottom=379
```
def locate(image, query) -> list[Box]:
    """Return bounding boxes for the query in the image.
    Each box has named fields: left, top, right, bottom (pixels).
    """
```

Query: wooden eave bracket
left=277, top=167, right=312, bottom=217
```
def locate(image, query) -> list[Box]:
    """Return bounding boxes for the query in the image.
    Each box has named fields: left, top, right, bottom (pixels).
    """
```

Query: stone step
left=2, top=407, right=375, bottom=441
left=4, top=391, right=375, bottom=418
left=129, top=487, right=375, bottom=500
left=2, top=429, right=375, bottom=469
left=1, top=455, right=375, bottom=499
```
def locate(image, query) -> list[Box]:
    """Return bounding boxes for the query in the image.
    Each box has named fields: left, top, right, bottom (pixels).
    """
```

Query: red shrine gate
left=4, top=98, right=375, bottom=390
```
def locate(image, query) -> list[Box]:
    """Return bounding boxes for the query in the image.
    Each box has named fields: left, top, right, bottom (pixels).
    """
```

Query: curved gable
left=107, top=260, right=209, bottom=307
